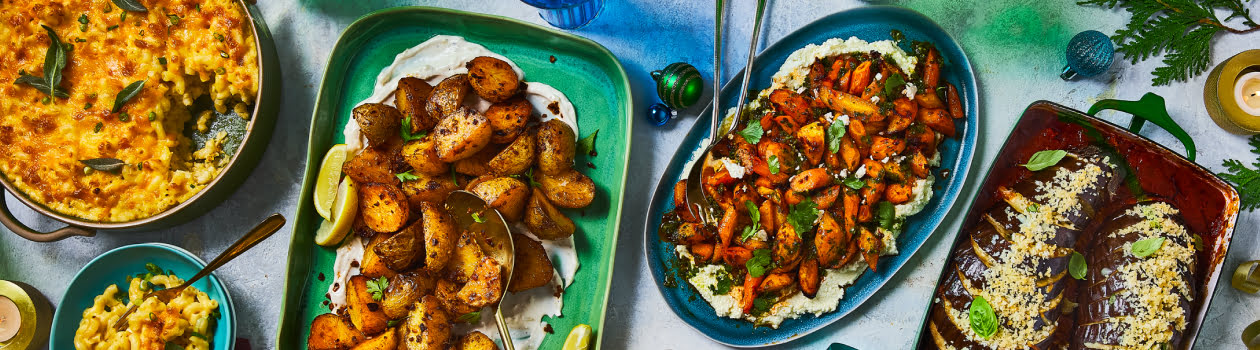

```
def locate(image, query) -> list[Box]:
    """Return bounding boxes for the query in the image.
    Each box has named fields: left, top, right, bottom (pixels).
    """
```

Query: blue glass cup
left=520, top=0, right=604, bottom=30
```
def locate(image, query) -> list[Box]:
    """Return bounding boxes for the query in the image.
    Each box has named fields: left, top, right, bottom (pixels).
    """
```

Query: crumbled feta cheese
left=720, top=158, right=746, bottom=179
left=874, top=73, right=883, bottom=81
left=870, top=95, right=880, bottom=103
left=902, top=82, right=917, bottom=99
left=823, top=112, right=834, bottom=123
left=796, top=86, right=806, bottom=94
left=838, top=169, right=849, bottom=178
left=879, top=157, right=890, bottom=163
left=855, top=164, right=868, bottom=179
left=838, top=114, right=851, bottom=126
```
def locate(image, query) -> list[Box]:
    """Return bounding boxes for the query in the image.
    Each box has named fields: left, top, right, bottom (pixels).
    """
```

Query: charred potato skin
left=536, top=119, right=576, bottom=175
left=453, top=145, right=501, bottom=176
left=373, top=220, right=424, bottom=272
left=538, top=169, right=596, bottom=209
left=455, top=331, right=499, bottom=350
left=466, top=56, right=522, bottom=103
left=509, top=233, right=555, bottom=293
left=354, top=103, right=403, bottom=149
left=404, top=296, right=452, bottom=350
left=350, top=327, right=398, bottom=350
left=380, top=272, right=436, bottom=320
left=402, top=138, right=449, bottom=176
left=347, top=275, right=390, bottom=336
left=468, top=177, right=530, bottom=222
left=487, top=130, right=536, bottom=175
left=420, top=202, right=458, bottom=273
left=456, top=256, right=504, bottom=308
left=308, top=313, right=363, bottom=350
left=426, top=74, right=470, bottom=121
left=445, top=231, right=487, bottom=283
left=358, top=183, right=410, bottom=233
left=344, top=149, right=401, bottom=186
left=435, top=279, right=479, bottom=315
left=396, top=77, right=437, bottom=132
left=483, top=97, right=532, bottom=144
left=360, top=233, right=398, bottom=279
left=401, top=173, right=460, bottom=208
left=524, top=188, right=576, bottom=240
left=433, top=108, right=494, bottom=162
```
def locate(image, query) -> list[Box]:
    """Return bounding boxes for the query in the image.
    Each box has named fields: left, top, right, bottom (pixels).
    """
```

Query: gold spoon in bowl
left=111, top=213, right=286, bottom=331
left=445, top=190, right=516, bottom=350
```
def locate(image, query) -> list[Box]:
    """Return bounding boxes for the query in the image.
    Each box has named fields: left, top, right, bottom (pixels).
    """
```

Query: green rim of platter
left=275, top=6, right=633, bottom=349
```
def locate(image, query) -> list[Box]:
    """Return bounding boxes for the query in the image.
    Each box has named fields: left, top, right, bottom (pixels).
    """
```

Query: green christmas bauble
left=651, top=62, right=704, bottom=110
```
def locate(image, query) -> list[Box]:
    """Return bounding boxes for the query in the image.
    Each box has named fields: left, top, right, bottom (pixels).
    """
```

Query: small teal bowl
left=49, top=243, right=236, bottom=349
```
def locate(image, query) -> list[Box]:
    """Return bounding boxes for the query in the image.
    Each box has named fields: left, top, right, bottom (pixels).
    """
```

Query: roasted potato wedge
left=426, top=73, right=470, bottom=121
left=435, top=279, right=479, bottom=316
left=359, top=183, right=410, bottom=233
left=455, top=331, right=499, bottom=350
left=467, top=56, right=521, bottom=103
left=404, top=296, right=451, bottom=350
left=351, top=327, right=397, bottom=350
left=308, top=314, right=363, bottom=350
left=433, top=108, right=493, bottom=162
left=347, top=275, right=389, bottom=336
left=373, top=220, right=423, bottom=272
left=344, top=148, right=400, bottom=186
left=395, top=77, right=437, bottom=133
left=360, top=233, right=397, bottom=279
left=353, top=103, right=403, bottom=149
left=402, top=138, right=449, bottom=176
left=487, top=130, right=535, bottom=175
left=401, top=173, right=460, bottom=208
left=509, top=233, right=555, bottom=293
left=453, top=144, right=502, bottom=176
left=457, top=256, right=504, bottom=308
left=524, top=188, right=576, bottom=240
left=537, top=169, right=595, bottom=209
left=468, top=177, right=530, bottom=222
left=536, top=119, right=576, bottom=175
left=420, top=202, right=458, bottom=273
left=380, top=272, right=436, bottom=320
left=484, top=97, right=532, bottom=143
left=445, top=230, right=487, bottom=283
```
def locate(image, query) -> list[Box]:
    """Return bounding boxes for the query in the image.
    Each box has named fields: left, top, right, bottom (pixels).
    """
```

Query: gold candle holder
left=1205, top=49, right=1260, bottom=134
left=0, top=280, right=51, bottom=350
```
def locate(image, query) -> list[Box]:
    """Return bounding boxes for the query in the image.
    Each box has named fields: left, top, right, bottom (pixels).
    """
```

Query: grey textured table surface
left=2, top=0, right=1258, bottom=349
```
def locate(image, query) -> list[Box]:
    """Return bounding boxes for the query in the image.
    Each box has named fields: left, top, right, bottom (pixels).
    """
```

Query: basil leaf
left=1020, top=150, right=1067, bottom=171
left=740, top=119, right=763, bottom=144
left=1069, top=251, right=1087, bottom=280
left=1027, top=203, right=1040, bottom=213
left=576, top=129, right=599, bottom=156
left=80, top=158, right=125, bottom=173
left=768, top=155, right=780, bottom=174
left=746, top=248, right=772, bottom=278
left=1131, top=237, right=1166, bottom=258
left=826, top=120, right=846, bottom=154
left=969, top=296, right=998, bottom=339
left=843, top=177, right=865, bottom=190
left=1192, top=234, right=1203, bottom=251
left=14, top=73, right=69, bottom=98
left=112, top=80, right=145, bottom=113
left=111, top=0, right=148, bottom=12
left=41, top=25, right=66, bottom=95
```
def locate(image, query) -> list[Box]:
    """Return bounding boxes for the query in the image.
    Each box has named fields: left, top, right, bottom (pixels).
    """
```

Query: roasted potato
left=453, top=145, right=502, bottom=176
left=484, top=97, right=531, bottom=143
left=374, top=220, right=423, bottom=271
left=353, top=103, right=403, bottom=149
left=487, top=129, right=535, bottom=175
left=402, top=138, right=449, bottom=176
left=380, top=272, right=436, bottom=320
left=395, top=77, right=438, bottom=133
left=359, top=183, right=410, bottom=233
left=308, top=314, right=363, bottom=350
left=426, top=74, right=470, bottom=121
left=445, top=230, right=488, bottom=283
left=455, top=331, right=499, bottom=350
left=524, top=188, right=576, bottom=240
left=536, top=119, right=576, bottom=175
left=433, top=108, right=494, bottom=162
left=435, top=279, right=479, bottom=316
left=537, top=169, right=595, bottom=209
left=351, top=327, right=398, bottom=350
left=420, top=202, right=458, bottom=273
left=401, top=173, right=460, bottom=207
left=360, top=233, right=397, bottom=279
left=344, top=148, right=400, bottom=186
left=404, top=296, right=451, bottom=350
left=466, top=56, right=521, bottom=103
left=468, top=177, right=530, bottom=222
left=457, top=256, right=504, bottom=308
left=509, top=233, right=555, bottom=293
left=347, top=275, right=389, bottom=335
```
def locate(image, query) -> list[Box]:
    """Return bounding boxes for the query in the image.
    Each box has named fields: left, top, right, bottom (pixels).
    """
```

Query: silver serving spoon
left=683, top=0, right=770, bottom=225
left=445, top=191, right=516, bottom=350
left=112, top=214, right=286, bottom=331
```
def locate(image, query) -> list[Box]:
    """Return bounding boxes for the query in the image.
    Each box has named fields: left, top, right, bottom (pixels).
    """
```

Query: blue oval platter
left=643, top=6, right=978, bottom=347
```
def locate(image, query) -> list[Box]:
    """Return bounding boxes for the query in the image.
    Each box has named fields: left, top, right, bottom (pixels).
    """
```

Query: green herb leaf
left=168, top=14, right=181, bottom=26
left=1219, top=135, right=1260, bottom=211
left=746, top=248, right=773, bottom=278
left=787, top=198, right=819, bottom=235
left=165, top=341, right=183, bottom=350
left=576, top=129, right=599, bottom=156
left=768, top=155, right=780, bottom=175
left=511, top=168, right=542, bottom=188
left=456, top=311, right=481, bottom=323
left=1020, top=150, right=1067, bottom=171
left=366, top=276, right=388, bottom=301
left=112, top=80, right=145, bottom=113
left=709, top=269, right=733, bottom=295
left=969, top=295, right=998, bottom=339
left=94, top=122, right=103, bottom=133
left=882, top=73, right=906, bottom=99
left=876, top=201, right=896, bottom=230
left=1192, top=234, right=1204, bottom=251
left=144, top=263, right=164, bottom=276
left=14, top=73, right=69, bottom=98
left=843, top=177, right=865, bottom=190
left=395, top=171, right=421, bottom=182
left=740, top=119, right=764, bottom=144
left=111, top=0, right=148, bottom=12
left=1131, top=237, right=1166, bottom=258
left=1108, top=294, right=1117, bottom=304
left=41, top=25, right=67, bottom=97
left=107, top=24, right=119, bottom=31
left=81, top=158, right=125, bottom=173
left=189, top=331, right=208, bottom=340
left=1027, top=203, right=1040, bottom=213
left=399, top=115, right=426, bottom=142
left=751, top=295, right=775, bottom=314
left=1069, top=251, right=1087, bottom=280
left=826, top=120, right=846, bottom=153
left=740, top=200, right=762, bottom=242
left=471, top=212, right=484, bottom=223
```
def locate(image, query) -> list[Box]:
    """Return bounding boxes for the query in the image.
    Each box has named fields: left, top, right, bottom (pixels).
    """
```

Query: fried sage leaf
left=41, top=25, right=66, bottom=95
left=111, top=0, right=148, bottom=12
left=81, top=158, right=126, bottom=173
left=14, top=73, right=69, bottom=98
left=112, top=80, right=145, bottom=113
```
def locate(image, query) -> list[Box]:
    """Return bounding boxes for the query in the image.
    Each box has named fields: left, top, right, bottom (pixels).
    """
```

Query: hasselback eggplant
left=928, top=148, right=1117, bottom=349
left=1072, top=202, right=1197, bottom=349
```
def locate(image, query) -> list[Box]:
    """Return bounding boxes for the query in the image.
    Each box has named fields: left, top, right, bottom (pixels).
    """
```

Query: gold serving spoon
left=445, top=190, right=517, bottom=350
left=111, top=214, right=286, bottom=331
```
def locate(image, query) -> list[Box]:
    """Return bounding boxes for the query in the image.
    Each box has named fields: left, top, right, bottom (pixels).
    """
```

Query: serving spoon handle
left=732, top=0, right=769, bottom=127
left=711, top=0, right=725, bottom=137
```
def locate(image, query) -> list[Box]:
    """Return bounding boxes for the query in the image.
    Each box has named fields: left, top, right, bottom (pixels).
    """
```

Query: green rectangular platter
left=275, top=6, right=633, bottom=349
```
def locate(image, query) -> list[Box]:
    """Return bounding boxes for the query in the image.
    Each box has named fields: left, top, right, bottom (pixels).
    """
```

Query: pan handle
left=1087, top=92, right=1197, bottom=162
left=0, top=190, right=95, bottom=242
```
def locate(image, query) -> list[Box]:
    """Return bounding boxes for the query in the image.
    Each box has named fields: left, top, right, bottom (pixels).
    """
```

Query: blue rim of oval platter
left=49, top=243, right=237, bottom=349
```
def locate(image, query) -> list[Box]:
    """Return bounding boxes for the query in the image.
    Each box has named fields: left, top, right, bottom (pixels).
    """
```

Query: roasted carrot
left=945, top=82, right=964, bottom=119
left=922, top=47, right=942, bottom=90
left=784, top=189, right=805, bottom=206
left=917, top=108, right=956, bottom=137
left=815, top=213, right=846, bottom=268
left=906, top=124, right=938, bottom=156
left=722, top=246, right=753, bottom=266
left=914, top=90, right=944, bottom=109
left=796, top=122, right=827, bottom=166
left=817, top=87, right=880, bottom=120
left=869, top=136, right=906, bottom=160
left=848, top=61, right=873, bottom=96
left=886, top=183, right=913, bottom=204
left=690, top=243, right=715, bottom=261
left=848, top=119, right=870, bottom=158
left=840, top=136, right=861, bottom=172
left=769, top=89, right=812, bottom=124
left=741, top=273, right=765, bottom=314
left=758, top=200, right=777, bottom=234
left=910, top=151, right=930, bottom=179
left=799, top=258, right=821, bottom=298
left=858, top=227, right=883, bottom=271
left=760, top=272, right=796, bottom=293
left=773, top=114, right=800, bottom=134
left=790, top=168, right=833, bottom=193
left=813, top=185, right=841, bottom=210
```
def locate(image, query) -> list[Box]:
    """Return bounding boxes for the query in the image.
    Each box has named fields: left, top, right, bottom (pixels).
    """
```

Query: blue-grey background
left=2, top=0, right=1257, bottom=348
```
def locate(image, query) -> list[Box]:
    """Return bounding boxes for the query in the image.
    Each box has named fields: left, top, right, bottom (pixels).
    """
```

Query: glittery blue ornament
left=1061, top=30, right=1115, bottom=80
left=647, top=103, right=674, bottom=126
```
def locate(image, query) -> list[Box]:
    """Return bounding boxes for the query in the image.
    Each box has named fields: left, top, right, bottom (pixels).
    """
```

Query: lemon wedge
left=562, top=324, right=593, bottom=350
left=315, top=177, right=358, bottom=246
left=314, top=144, right=349, bottom=221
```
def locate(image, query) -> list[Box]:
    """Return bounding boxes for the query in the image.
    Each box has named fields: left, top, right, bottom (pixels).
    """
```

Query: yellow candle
left=0, top=295, right=19, bottom=342
left=1237, top=71, right=1260, bottom=116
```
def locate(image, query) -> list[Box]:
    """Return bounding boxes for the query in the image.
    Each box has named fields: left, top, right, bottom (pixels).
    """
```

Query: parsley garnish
left=751, top=295, right=775, bottom=314
left=399, top=115, right=426, bottom=142
left=395, top=171, right=420, bottom=182
left=511, top=168, right=542, bottom=187
left=472, top=212, right=485, bottom=223
left=740, top=119, right=763, bottom=144
left=882, top=73, right=906, bottom=99
left=709, top=268, right=733, bottom=295
left=387, top=319, right=401, bottom=327
left=767, top=155, right=780, bottom=174
left=739, top=200, right=761, bottom=242
left=826, top=120, right=846, bottom=154
left=365, top=276, right=388, bottom=301
left=843, top=177, right=865, bottom=190
left=876, top=201, right=897, bottom=230
left=787, top=198, right=819, bottom=235
left=746, top=248, right=772, bottom=278
left=576, top=129, right=599, bottom=156
left=1220, top=134, right=1260, bottom=210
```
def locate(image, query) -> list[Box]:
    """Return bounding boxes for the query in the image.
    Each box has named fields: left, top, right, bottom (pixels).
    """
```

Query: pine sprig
left=1078, top=0, right=1260, bottom=86
left=1219, top=135, right=1260, bottom=211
